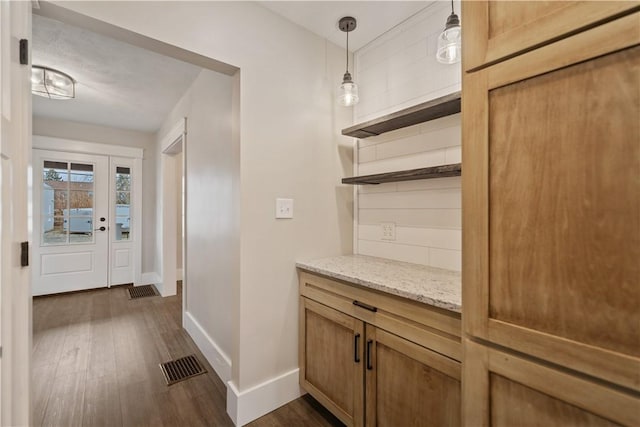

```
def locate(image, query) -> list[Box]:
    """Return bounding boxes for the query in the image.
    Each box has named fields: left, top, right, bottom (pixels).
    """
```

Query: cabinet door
left=463, top=339, right=639, bottom=426
left=463, top=1, right=639, bottom=71
left=299, top=297, right=364, bottom=427
left=463, top=14, right=640, bottom=391
left=365, top=325, right=461, bottom=427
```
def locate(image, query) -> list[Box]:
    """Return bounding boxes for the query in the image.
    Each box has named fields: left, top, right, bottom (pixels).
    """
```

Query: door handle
left=354, top=333, right=360, bottom=363
left=95, top=226, right=106, bottom=232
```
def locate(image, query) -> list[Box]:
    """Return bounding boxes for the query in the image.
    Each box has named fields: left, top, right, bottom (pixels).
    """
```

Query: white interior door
left=32, top=149, right=109, bottom=295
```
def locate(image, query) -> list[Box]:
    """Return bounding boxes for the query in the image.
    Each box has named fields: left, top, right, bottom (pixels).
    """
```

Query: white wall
left=44, top=2, right=353, bottom=423
left=353, top=2, right=462, bottom=271
left=157, top=69, right=236, bottom=374
left=32, top=116, right=158, bottom=275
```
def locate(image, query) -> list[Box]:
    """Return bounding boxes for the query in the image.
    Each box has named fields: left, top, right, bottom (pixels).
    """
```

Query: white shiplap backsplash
left=353, top=2, right=462, bottom=271
left=355, top=115, right=461, bottom=271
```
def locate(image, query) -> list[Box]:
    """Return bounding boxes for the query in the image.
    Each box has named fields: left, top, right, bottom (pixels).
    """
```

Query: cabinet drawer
left=299, top=270, right=461, bottom=361
left=463, top=1, right=639, bottom=71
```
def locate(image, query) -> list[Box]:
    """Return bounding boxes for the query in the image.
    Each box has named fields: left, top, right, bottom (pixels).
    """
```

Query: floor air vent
left=127, top=285, right=158, bottom=299
left=159, top=354, right=207, bottom=385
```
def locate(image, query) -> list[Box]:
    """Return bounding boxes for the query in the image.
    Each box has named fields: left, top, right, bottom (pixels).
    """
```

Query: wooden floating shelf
left=342, top=163, right=461, bottom=185
left=342, top=92, right=461, bottom=139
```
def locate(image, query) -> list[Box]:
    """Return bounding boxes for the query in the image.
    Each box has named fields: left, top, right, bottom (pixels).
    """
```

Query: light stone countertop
left=296, top=254, right=461, bottom=313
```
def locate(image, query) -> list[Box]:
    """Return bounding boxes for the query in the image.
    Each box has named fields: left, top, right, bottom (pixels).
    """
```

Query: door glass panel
left=115, top=166, right=131, bottom=241
left=41, top=160, right=95, bottom=245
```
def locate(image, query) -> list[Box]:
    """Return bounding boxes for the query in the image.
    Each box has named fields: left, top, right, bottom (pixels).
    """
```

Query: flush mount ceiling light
left=436, top=0, right=462, bottom=64
left=31, top=65, right=76, bottom=100
left=338, top=16, right=359, bottom=107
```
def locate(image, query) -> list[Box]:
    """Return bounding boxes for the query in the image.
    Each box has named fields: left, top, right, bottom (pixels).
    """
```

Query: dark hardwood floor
left=33, top=283, right=343, bottom=427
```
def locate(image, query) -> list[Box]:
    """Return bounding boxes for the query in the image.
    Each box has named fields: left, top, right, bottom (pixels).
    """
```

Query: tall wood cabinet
left=299, top=271, right=461, bottom=427
left=462, top=2, right=640, bottom=425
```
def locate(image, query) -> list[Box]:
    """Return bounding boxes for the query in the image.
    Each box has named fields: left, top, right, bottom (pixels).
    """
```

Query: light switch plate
left=276, top=198, right=294, bottom=219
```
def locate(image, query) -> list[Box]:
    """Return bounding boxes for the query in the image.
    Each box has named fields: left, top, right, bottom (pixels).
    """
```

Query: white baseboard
left=184, top=311, right=232, bottom=383
left=226, top=369, right=303, bottom=426
left=139, top=272, right=160, bottom=286
left=176, top=268, right=183, bottom=281
left=138, top=272, right=161, bottom=294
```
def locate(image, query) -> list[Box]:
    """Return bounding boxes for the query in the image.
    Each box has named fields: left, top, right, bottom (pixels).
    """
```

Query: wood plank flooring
left=33, top=284, right=343, bottom=427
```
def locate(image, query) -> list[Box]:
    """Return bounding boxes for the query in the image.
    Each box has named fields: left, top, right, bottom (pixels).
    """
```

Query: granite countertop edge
left=296, top=255, right=461, bottom=313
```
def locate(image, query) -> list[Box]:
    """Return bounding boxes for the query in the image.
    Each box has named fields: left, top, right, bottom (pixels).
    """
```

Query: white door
left=0, top=1, right=32, bottom=425
left=32, top=150, right=109, bottom=295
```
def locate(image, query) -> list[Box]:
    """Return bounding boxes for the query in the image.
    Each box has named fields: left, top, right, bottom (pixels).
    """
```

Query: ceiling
left=261, top=1, right=432, bottom=51
left=32, top=2, right=431, bottom=133
left=32, top=14, right=203, bottom=133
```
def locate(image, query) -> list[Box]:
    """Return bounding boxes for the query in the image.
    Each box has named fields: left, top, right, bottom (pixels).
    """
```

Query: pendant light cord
left=451, top=0, right=454, bottom=14
left=345, top=29, right=350, bottom=74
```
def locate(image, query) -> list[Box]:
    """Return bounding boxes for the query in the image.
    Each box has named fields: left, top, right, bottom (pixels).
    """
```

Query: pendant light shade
left=339, top=71, right=359, bottom=107
left=436, top=1, right=462, bottom=64
left=31, top=65, right=75, bottom=100
left=338, top=16, right=359, bottom=107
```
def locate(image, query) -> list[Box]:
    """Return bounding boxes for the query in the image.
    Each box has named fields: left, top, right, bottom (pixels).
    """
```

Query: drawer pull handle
left=353, top=300, right=377, bottom=312
left=354, top=333, right=360, bottom=363
left=366, top=339, right=373, bottom=370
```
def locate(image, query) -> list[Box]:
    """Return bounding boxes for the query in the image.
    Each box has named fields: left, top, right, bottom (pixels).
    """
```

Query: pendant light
left=436, top=0, right=462, bottom=64
left=338, top=16, right=359, bottom=107
left=31, top=65, right=76, bottom=99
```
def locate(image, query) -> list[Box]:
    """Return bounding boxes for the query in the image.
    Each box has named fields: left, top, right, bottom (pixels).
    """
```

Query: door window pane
left=41, top=160, right=95, bottom=245
left=114, top=166, right=131, bottom=241
left=42, top=216, right=67, bottom=244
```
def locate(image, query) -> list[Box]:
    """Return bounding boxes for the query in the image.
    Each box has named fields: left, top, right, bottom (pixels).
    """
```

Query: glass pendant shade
left=436, top=24, right=461, bottom=64
left=31, top=66, right=75, bottom=100
left=338, top=73, right=359, bottom=107
left=436, top=4, right=462, bottom=65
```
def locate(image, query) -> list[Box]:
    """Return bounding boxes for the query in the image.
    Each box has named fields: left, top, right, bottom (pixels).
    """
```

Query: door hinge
left=19, top=39, right=29, bottom=65
left=20, top=241, right=29, bottom=267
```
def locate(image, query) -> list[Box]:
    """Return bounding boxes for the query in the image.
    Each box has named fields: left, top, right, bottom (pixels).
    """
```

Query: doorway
left=32, top=142, right=142, bottom=296
left=159, top=119, right=186, bottom=302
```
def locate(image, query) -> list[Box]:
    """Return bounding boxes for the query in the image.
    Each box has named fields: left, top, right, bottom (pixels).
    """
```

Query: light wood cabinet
left=462, top=2, right=640, bottom=425
left=463, top=1, right=639, bottom=71
left=299, top=298, right=364, bottom=426
left=365, top=326, right=460, bottom=427
left=299, top=271, right=461, bottom=427
left=464, top=339, right=637, bottom=426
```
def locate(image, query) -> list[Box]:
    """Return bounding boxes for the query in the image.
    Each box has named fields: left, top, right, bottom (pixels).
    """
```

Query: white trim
left=161, top=118, right=187, bottom=153
left=184, top=311, right=231, bottom=383
left=176, top=268, right=183, bottom=281
left=226, top=369, right=303, bottom=426
left=33, top=135, right=144, bottom=159
left=138, top=271, right=160, bottom=286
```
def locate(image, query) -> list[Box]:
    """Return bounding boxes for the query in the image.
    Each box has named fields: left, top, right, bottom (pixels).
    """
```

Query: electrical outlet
left=275, top=198, right=294, bottom=219
left=381, top=222, right=396, bottom=241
